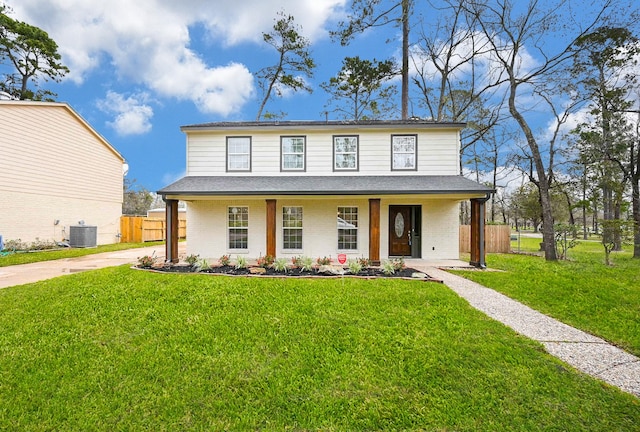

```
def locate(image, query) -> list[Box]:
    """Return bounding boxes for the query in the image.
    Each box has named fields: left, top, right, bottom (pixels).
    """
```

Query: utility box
left=69, top=225, right=97, bottom=248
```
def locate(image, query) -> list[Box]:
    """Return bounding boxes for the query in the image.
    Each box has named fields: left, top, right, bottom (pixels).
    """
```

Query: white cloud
left=97, top=91, right=154, bottom=136
left=6, top=0, right=345, bottom=115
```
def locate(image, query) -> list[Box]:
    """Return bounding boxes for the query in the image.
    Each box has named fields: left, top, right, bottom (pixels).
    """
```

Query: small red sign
left=338, top=253, right=347, bottom=264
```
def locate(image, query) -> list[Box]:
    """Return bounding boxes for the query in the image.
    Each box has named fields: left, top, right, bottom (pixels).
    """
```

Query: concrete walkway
left=417, top=265, right=640, bottom=398
left=1, top=249, right=638, bottom=398
left=0, top=244, right=170, bottom=289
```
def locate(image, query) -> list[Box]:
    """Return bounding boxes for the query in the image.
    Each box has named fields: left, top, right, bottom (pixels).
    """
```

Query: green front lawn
left=0, top=241, right=163, bottom=267
left=0, top=267, right=637, bottom=430
left=453, top=240, right=640, bottom=357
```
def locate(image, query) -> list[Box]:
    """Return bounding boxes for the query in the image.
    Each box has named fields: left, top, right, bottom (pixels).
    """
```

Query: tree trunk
left=582, top=173, right=588, bottom=240
left=508, top=84, right=557, bottom=260
left=614, top=196, right=622, bottom=251
left=633, top=176, right=640, bottom=258
left=401, top=0, right=409, bottom=120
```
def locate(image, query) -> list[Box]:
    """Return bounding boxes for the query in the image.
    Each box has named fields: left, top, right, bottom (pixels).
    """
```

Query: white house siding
left=186, top=127, right=460, bottom=177
left=0, top=102, right=124, bottom=245
left=186, top=196, right=461, bottom=262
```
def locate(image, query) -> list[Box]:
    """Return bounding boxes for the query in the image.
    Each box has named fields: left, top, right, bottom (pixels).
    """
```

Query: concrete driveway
left=0, top=244, right=177, bottom=289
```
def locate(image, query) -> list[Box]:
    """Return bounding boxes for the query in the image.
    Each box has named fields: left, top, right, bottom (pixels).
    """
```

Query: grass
left=452, top=237, right=640, bottom=357
left=0, top=241, right=163, bottom=267
left=0, top=267, right=638, bottom=430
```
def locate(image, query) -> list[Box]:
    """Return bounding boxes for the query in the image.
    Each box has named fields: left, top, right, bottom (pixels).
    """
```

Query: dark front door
left=389, top=205, right=412, bottom=256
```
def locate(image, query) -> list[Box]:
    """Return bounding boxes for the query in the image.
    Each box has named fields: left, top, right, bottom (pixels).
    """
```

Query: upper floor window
left=282, top=206, right=303, bottom=250
left=391, top=135, right=417, bottom=170
left=227, top=136, right=251, bottom=172
left=333, top=135, right=359, bottom=171
left=281, top=136, right=306, bottom=171
left=228, top=206, right=248, bottom=249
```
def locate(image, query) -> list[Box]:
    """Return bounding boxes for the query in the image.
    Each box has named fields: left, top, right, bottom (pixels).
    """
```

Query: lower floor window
left=338, top=206, right=358, bottom=249
left=283, top=206, right=303, bottom=249
left=228, top=206, right=248, bottom=249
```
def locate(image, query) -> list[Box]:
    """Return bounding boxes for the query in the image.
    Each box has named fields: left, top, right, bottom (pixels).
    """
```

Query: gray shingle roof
left=181, top=119, right=466, bottom=131
left=158, top=175, right=493, bottom=197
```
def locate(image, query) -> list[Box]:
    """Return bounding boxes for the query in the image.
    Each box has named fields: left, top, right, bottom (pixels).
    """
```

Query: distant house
left=0, top=101, right=125, bottom=246
left=159, top=120, right=493, bottom=266
left=147, top=207, right=186, bottom=220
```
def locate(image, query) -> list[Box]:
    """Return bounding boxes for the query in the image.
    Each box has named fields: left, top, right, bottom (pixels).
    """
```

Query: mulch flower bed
left=139, top=263, right=439, bottom=281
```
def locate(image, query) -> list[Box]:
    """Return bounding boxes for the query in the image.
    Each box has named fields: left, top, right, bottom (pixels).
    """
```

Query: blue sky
left=5, top=0, right=403, bottom=191
left=4, top=0, right=635, bottom=194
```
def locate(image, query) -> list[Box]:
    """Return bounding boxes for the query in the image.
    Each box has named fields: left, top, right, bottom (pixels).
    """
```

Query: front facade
left=159, top=120, right=492, bottom=266
left=0, top=101, right=125, bottom=246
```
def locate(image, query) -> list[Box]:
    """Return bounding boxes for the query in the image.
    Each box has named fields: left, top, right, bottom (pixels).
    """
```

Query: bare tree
left=255, top=13, right=315, bottom=121
left=412, top=0, right=504, bottom=174
left=463, top=0, right=622, bottom=261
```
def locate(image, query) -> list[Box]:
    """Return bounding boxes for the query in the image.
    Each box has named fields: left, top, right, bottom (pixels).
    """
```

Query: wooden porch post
left=266, top=199, right=276, bottom=257
left=369, top=198, right=381, bottom=265
left=165, top=199, right=179, bottom=263
left=469, top=196, right=489, bottom=268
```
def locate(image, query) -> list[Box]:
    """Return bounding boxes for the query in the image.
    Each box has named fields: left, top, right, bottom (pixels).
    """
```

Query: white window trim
left=337, top=206, right=358, bottom=251
left=281, top=136, right=306, bottom=172
left=226, top=136, right=252, bottom=172
left=391, top=134, right=418, bottom=171
left=333, top=135, right=359, bottom=172
left=282, top=206, right=303, bottom=250
left=227, top=206, right=249, bottom=250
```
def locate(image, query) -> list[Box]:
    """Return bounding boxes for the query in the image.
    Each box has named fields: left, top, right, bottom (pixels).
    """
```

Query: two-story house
left=158, top=120, right=493, bottom=267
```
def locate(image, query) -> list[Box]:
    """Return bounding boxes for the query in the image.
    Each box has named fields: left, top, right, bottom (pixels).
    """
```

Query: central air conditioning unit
left=69, top=225, right=97, bottom=248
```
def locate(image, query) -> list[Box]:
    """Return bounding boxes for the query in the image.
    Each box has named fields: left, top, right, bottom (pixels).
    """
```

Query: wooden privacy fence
left=120, top=216, right=186, bottom=243
left=459, top=224, right=511, bottom=253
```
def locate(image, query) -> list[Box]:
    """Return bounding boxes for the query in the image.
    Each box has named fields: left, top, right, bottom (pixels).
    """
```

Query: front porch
left=162, top=195, right=491, bottom=268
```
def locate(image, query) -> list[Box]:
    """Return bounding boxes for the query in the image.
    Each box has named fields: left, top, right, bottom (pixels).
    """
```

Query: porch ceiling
left=158, top=175, right=493, bottom=199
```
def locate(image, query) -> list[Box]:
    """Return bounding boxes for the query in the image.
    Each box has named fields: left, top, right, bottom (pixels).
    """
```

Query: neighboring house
left=147, top=207, right=187, bottom=220
left=0, top=100, right=125, bottom=246
left=159, top=120, right=493, bottom=266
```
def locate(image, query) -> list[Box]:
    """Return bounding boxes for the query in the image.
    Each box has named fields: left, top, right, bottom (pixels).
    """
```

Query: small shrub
left=298, top=256, right=314, bottom=272
left=257, top=254, right=275, bottom=268
left=291, top=256, right=301, bottom=268
left=273, top=258, right=289, bottom=273
left=316, top=256, right=332, bottom=266
left=348, top=259, right=362, bottom=275
left=357, top=257, right=371, bottom=268
left=194, top=258, right=210, bottom=272
left=555, top=223, right=578, bottom=260
left=218, top=254, right=231, bottom=267
left=382, top=260, right=395, bottom=275
left=392, top=257, right=405, bottom=271
left=1, top=238, right=58, bottom=252
left=2, top=239, right=25, bottom=252
left=185, top=254, right=199, bottom=266
left=235, top=256, right=248, bottom=269
left=138, top=254, right=157, bottom=268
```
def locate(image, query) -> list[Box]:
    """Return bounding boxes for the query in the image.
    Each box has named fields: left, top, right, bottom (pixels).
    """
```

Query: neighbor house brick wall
left=3, top=190, right=121, bottom=245
left=0, top=101, right=124, bottom=245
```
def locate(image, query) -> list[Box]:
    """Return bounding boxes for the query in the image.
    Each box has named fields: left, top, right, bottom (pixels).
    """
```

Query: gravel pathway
left=422, top=266, right=640, bottom=398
